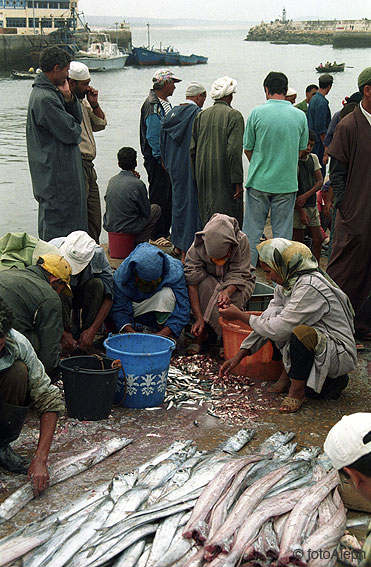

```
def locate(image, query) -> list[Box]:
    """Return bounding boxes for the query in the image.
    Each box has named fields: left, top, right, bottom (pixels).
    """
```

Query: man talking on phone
left=68, top=61, right=107, bottom=243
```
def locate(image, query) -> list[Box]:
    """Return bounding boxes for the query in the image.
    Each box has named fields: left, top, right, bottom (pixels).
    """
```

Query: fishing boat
left=127, top=24, right=207, bottom=67
left=316, top=62, right=345, bottom=73
left=75, top=33, right=128, bottom=71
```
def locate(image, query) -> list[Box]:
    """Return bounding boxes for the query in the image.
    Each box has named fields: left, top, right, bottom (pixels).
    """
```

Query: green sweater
left=295, top=99, right=308, bottom=114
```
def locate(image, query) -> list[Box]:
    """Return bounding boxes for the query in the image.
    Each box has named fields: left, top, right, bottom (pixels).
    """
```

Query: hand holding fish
left=219, top=304, right=244, bottom=322
left=27, top=457, right=49, bottom=497
left=219, top=350, right=248, bottom=378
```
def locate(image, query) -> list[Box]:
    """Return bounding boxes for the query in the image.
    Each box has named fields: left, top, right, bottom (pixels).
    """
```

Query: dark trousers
left=0, top=361, right=29, bottom=446
left=61, top=278, right=104, bottom=337
left=144, top=159, right=172, bottom=240
left=83, top=159, right=102, bottom=244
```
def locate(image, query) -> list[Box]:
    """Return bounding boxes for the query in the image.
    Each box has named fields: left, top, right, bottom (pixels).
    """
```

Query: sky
left=78, top=0, right=369, bottom=23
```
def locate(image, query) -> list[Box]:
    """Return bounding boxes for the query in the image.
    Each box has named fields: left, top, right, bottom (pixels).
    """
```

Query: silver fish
left=146, top=511, right=189, bottom=567
left=0, top=436, right=132, bottom=523
left=136, top=440, right=193, bottom=474
left=216, top=428, right=255, bottom=453
left=111, top=539, right=146, bottom=567
left=102, top=486, right=151, bottom=529
left=149, top=524, right=196, bottom=567
left=0, top=523, right=58, bottom=567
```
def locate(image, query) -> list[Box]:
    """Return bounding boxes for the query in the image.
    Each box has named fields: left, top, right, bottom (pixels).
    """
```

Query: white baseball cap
left=59, top=231, right=96, bottom=275
left=68, top=61, right=91, bottom=81
left=324, top=413, right=371, bottom=470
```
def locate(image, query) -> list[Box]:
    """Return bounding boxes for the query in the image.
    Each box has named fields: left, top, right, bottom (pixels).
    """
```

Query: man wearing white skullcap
left=160, top=82, right=206, bottom=261
left=285, top=86, right=297, bottom=104
left=190, top=76, right=244, bottom=228
left=68, top=61, right=107, bottom=244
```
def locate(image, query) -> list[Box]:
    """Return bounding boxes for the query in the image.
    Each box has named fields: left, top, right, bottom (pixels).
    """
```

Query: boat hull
left=131, top=47, right=165, bottom=65
left=316, top=63, right=345, bottom=72
left=74, top=54, right=128, bottom=71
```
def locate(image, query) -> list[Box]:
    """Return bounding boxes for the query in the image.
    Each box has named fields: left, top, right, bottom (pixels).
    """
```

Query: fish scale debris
left=167, top=355, right=277, bottom=424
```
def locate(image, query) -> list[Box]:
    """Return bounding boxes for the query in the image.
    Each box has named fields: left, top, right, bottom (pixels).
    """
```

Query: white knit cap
left=324, top=413, right=371, bottom=470
left=210, top=76, right=237, bottom=100
left=286, top=87, right=297, bottom=96
left=68, top=61, right=91, bottom=81
left=185, top=82, right=206, bottom=96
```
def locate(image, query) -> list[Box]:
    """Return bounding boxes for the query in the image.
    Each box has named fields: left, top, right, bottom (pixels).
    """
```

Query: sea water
left=0, top=24, right=368, bottom=241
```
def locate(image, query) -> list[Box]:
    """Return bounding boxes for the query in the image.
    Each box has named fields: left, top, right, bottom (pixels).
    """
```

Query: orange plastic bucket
left=108, top=232, right=135, bottom=259
left=219, top=312, right=283, bottom=380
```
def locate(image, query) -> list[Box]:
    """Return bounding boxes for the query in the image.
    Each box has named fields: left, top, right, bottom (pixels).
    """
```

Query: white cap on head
left=210, top=76, right=237, bottom=100
left=68, top=61, right=91, bottom=81
left=286, top=87, right=297, bottom=96
left=185, top=81, right=206, bottom=97
left=59, top=231, right=96, bottom=275
left=324, top=413, right=371, bottom=470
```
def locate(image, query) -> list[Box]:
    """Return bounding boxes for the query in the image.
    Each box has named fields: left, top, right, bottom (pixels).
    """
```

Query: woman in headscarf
left=219, top=238, right=357, bottom=413
left=184, top=214, right=255, bottom=354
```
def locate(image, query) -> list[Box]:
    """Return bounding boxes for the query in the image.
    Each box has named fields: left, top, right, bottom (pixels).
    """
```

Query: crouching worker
left=325, top=413, right=371, bottom=566
left=110, top=242, right=190, bottom=338
left=219, top=238, right=356, bottom=413
left=0, top=298, right=64, bottom=495
left=184, top=214, right=255, bottom=354
left=50, top=231, right=114, bottom=352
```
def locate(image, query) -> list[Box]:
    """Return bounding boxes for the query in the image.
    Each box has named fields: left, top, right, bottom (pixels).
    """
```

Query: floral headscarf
left=256, top=238, right=335, bottom=296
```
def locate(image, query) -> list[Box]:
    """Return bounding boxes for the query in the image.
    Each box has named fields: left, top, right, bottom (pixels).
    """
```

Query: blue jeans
left=243, top=188, right=297, bottom=266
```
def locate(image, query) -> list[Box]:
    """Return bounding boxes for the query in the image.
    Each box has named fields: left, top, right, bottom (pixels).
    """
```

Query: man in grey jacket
left=103, top=147, right=161, bottom=245
left=26, top=46, right=88, bottom=240
left=0, top=298, right=64, bottom=495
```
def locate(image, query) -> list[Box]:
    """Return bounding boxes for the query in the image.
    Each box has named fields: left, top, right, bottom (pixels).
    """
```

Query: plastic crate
left=245, top=282, right=274, bottom=312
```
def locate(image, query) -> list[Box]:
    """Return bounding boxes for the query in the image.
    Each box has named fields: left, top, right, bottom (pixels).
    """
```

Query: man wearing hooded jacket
left=26, top=47, right=88, bottom=241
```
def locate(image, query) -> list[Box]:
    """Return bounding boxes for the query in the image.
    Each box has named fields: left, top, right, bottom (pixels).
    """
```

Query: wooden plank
left=340, top=478, right=371, bottom=514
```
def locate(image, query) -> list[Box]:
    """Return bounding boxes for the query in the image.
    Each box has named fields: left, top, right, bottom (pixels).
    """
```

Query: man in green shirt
left=295, top=84, right=318, bottom=114
left=243, top=71, right=308, bottom=266
left=325, top=413, right=371, bottom=567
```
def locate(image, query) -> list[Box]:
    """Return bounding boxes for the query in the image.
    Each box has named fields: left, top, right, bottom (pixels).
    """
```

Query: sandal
left=186, top=343, right=202, bottom=355
left=150, top=237, right=172, bottom=247
left=279, top=396, right=304, bottom=413
left=268, top=374, right=290, bottom=393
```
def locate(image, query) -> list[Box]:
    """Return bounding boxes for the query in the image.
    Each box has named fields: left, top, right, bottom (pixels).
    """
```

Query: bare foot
left=268, top=371, right=290, bottom=393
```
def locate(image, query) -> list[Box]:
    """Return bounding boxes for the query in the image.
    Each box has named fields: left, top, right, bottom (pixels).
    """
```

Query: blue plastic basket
left=103, top=333, right=176, bottom=409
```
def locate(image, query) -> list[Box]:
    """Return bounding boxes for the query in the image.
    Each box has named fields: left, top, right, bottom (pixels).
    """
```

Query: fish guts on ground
left=168, top=354, right=277, bottom=423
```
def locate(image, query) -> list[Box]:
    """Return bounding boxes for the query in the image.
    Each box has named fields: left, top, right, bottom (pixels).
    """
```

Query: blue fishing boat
left=178, top=54, right=198, bottom=66
left=192, top=54, right=208, bottom=64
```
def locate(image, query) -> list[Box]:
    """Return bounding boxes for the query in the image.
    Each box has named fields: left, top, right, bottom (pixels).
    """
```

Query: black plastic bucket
left=60, top=356, right=119, bottom=421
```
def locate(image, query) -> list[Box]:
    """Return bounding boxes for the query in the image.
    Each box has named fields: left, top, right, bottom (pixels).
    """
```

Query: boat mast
left=147, top=22, right=150, bottom=49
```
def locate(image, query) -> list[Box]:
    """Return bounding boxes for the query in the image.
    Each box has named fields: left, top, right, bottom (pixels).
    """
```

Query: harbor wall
left=245, top=26, right=332, bottom=45
left=333, top=31, right=371, bottom=48
left=0, top=28, right=132, bottom=70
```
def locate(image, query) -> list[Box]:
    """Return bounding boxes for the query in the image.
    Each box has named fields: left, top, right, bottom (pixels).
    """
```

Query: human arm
left=135, top=182, right=151, bottom=219
left=145, top=114, right=162, bottom=160
left=188, top=284, right=205, bottom=337
left=189, top=119, right=198, bottom=179
left=329, top=158, right=348, bottom=211
left=27, top=411, right=58, bottom=497
left=233, top=184, right=244, bottom=200
left=322, top=185, right=334, bottom=216
left=86, top=87, right=106, bottom=123
left=227, top=111, right=244, bottom=184
left=34, top=297, right=63, bottom=376
left=38, top=91, right=82, bottom=144
left=110, top=266, right=135, bottom=331
left=164, top=270, right=191, bottom=338
left=295, top=166, right=323, bottom=208
left=78, top=296, right=113, bottom=350
left=244, top=149, right=253, bottom=161
left=218, top=285, right=237, bottom=308
left=219, top=348, right=250, bottom=378
left=221, top=236, right=256, bottom=298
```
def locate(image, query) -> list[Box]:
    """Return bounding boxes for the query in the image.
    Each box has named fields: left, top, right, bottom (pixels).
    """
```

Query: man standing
left=0, top=254, right=71, bottom=377
left=0, top=298, right=64, bottom=494
left=68, top=61, right=107, bottom=244
left=295, top=84, right=318, bottom=114
left=26, top=46, right=87, bottom=241
left=243, top=71, right=308, bottom=266
left=327, top=67, right=371, bottom=338
left=307, top=73, right=333, bottom=176
left=161, top=82, right=206, bottom=262
left=190, top=76, right=244, bottom=229
left=140, top=69, right=181, bottom=246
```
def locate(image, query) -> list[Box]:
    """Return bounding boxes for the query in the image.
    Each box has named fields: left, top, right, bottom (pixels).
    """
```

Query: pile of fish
left=167, top=356, right=273, bottom=422
left=0, top=429, right=347, bottom=567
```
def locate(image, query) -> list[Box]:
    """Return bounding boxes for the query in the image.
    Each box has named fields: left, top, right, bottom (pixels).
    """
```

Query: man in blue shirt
left=307, top=74, right=333, bottom=177
left=243, top=72, right=308, bottom=266
left=140, top=69, right=181, bottom=245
